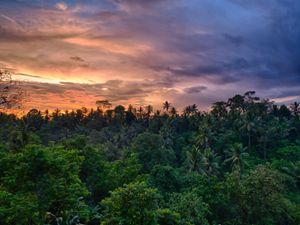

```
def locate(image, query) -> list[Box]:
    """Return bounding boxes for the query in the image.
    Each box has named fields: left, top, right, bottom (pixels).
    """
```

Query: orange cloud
left=55, top=2, right=68, bottom=11
left=65, top=37, right=152, bottom=56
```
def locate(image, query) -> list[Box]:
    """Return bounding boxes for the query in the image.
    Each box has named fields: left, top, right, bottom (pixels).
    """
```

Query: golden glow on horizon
left=65, top=37, right=152, bottom=56
left=1, top=0, right=298, bottom=113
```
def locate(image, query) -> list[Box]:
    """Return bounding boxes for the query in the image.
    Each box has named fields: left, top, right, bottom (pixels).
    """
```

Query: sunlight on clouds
left=272, top=96, right=300, bottom=104
left=64, top=37, right=152, bottom=56
left=55, top=2, right=68, bottom=11
left=0, top=0, right=299, bottom=111
left=0, top=14, right=17, bottom=24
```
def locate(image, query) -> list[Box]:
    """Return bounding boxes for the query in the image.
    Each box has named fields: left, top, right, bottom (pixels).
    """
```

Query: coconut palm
left=187, top=146, right=220, bottom=177
left=195, top=123, right=212, bottom=149
left=239, top=115, right=258, bottom=150
left=170, top=107, right=177, bottom=117
left=224, top=143, right=249, bottom=174
left=163, top=101, right=171, bottom=112
left=127, top=104, right=134, bottom=113
left=200, top=147, right=221, bottom=177
left=187, top=146, right=202, bottom=172
left=137, top=106, right=144, bottom=118
left=154, top=110, right=161, bottom=116
left=191, top=104, right=198, bottom=114
left=183, top=104, right=198, bottom=116
left=145, top=105, right=153, bottom=116
left=183, top=105, right=192, bottom=116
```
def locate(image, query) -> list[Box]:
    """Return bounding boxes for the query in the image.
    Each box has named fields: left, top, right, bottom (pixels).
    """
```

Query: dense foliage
left=1, top=91, right=300, bottom=225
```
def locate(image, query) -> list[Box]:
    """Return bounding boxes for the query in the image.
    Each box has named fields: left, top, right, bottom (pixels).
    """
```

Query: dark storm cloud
left=109, top=0, right=167, bottom=9
left=222, top=33, right=244, bottom=46
left=223, top=0, right=300, bottom=86
left=184, top=86, right=208, bottom=94
left=110, top=0, right=166, bottom=5
left=1, top=0, right=300, bottom=109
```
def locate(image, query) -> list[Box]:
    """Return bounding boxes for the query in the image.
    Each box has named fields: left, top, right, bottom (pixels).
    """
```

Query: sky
left=0, top=0, right=299, bottom=112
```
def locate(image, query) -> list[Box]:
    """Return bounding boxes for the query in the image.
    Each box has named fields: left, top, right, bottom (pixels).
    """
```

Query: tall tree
left=239, top=114, right=258, bottom=150
left=183, top=105, right=192, bottom=116
left=96, top=99, right=112, bottom=111
left=170, top=107, right=177, bottom=117
left=200, top=148, right=221, bottom=177
left=187, top=146, right=202, bottom=172
left=224, top=143, right=249, bottom=174
left=145, top=105, right=153, bottom=116
left=211, top=101, right=227, bottom=118
left=163, top=101, right=171, bottom=112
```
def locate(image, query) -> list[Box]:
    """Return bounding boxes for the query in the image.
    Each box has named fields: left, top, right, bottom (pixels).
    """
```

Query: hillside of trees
left=1, top=91, right=300, bottom=225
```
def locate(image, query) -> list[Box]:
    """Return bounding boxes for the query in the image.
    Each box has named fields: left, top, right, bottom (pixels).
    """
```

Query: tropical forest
left=1, top=0, right=300, bottom=224
left=1, top=82, right=300, bottom=224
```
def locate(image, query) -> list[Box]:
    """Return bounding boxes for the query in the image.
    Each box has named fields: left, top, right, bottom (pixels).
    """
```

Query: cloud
left=70, top=56, right=85, bottom=62
left=18, top=77, right=178, bottom=110
left=0, top=14, right=17, bottom=24
left=222, top=33, right=244, bottom=46
left=55, top=2, right=68, bottom=11
left=0, top=0, right=300, bottom=110
left=184, top=86, right=208, bottom=94
left=109, top=0, right=167, bottom=12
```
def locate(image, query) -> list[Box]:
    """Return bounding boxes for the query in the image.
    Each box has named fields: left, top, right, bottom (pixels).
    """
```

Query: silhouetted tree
left=96, top=99, right=112, bottom=111
left=163, top=101, right=171, bottom=112
left=0, top=69, right=24, bottom=109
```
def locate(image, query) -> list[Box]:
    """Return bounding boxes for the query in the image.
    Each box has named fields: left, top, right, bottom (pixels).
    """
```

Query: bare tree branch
left=0, top=69, right=25, bottom=110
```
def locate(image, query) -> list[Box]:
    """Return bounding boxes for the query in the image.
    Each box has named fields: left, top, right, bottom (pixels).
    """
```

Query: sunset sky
left=0, top=0, right=299, bottom=111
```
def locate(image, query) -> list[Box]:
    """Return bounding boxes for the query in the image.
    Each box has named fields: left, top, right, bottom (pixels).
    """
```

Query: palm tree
left=170, top=107, right=177, bottom=117
left=187, top=146, right=220, bottom=177
left=187, top=146, right=202, bottom=172
left=145, top=105, right=153, bottom=117
left=137, top=106, right=144, bottom=118
left=191, top=104, right=198, bottom=115
left=128, top=104, right=134, bottom=113
left=44, top=109, right=50, bottom=123
left=224, top=143, right=249, bottom=174
left=52, top=109, right=61, bottom=120
left=183, top=105, right=192, bottom=116
left=195, top=123, right=212, bottom=149
left=200, top=148, right=221, bottom=177
left=183, top=104, right=198, bottom=116
left=239, top=115, right=257, bottom=150
left=154, top=110, right=161, bottom=117
left=163, top=101, right=171, bottom=112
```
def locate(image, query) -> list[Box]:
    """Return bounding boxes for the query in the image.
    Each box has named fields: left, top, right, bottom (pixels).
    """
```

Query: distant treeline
left=0, top=91, right=300, bottom=225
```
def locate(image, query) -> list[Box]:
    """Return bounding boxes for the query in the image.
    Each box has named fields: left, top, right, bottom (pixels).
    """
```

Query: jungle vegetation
left=1, top=89, right=300, bottom=225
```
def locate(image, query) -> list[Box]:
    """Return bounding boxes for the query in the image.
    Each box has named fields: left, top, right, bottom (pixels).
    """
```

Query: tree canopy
left=0, top=91, right=300, bottom=224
